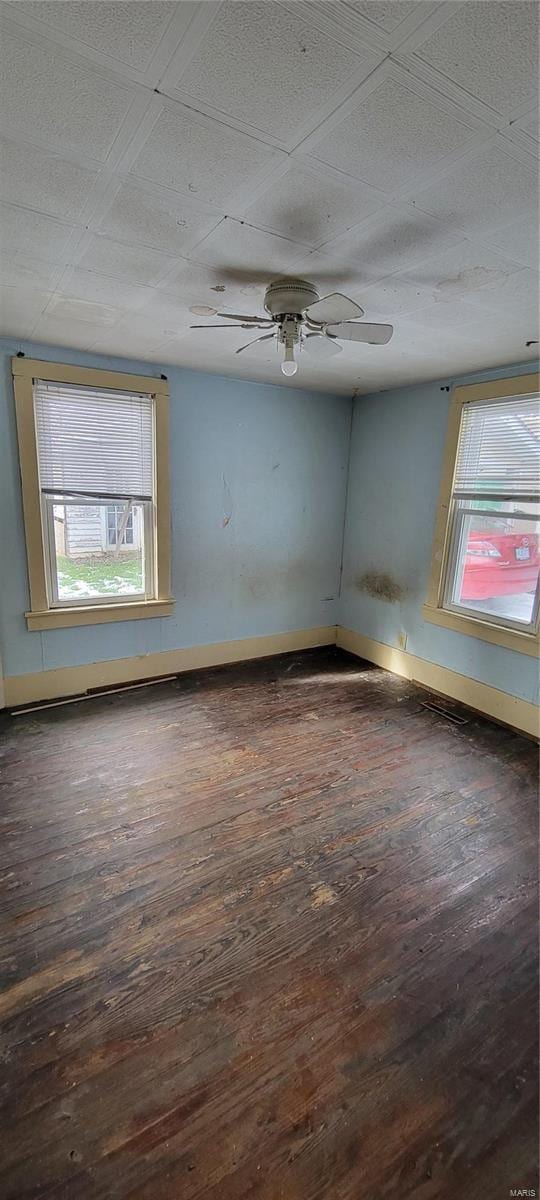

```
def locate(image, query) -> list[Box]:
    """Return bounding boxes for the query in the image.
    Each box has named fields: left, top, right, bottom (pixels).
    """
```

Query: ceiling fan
left=190, top=277, right=393, bottom=377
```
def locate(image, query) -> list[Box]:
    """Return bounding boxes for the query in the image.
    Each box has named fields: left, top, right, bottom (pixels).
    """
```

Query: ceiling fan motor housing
left=264, top=278, right=320, bottom=321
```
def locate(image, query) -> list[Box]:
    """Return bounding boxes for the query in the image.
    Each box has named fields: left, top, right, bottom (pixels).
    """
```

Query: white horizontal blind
left=34, top=380, right=154, bottom=501
left=453, top=394, right=540, bottom=500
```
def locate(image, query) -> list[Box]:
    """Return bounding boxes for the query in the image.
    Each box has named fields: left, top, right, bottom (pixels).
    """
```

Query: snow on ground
left=57, top=574, right=141, bottom=599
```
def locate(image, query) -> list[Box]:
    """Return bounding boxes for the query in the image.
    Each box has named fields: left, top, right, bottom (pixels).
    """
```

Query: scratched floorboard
left=0, top=647, right=537, bottom=1200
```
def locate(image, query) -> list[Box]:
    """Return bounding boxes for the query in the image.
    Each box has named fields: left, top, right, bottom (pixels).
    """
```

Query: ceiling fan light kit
left=190, top=277, right=394, bottom=378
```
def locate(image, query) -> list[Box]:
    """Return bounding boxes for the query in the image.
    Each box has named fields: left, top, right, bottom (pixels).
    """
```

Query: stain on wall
left=354, top=571, right=405, bottom=603
left=339, top=362, right=540, bottom=706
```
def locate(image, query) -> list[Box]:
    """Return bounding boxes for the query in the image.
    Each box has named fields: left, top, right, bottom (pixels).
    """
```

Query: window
left=106, top=504, right=135, bottom=548
left=12, top=358, right=172, bottom=630
left=424, top=373, right=540, bottom=656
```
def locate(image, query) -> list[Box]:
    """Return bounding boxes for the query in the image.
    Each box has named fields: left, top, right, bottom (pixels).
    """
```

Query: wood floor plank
left=1, top=648, right=537, bottom=1199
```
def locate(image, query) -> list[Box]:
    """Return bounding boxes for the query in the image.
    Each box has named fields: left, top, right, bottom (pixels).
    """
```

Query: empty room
left=0, top=1, right=538, bottom=1197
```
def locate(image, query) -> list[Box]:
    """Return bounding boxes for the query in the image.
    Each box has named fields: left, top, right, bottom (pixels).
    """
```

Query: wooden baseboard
left=4, top=626, right=337, bottom=707
left=4, top=622, right=537, bottom=738
left=336, top=626, right=539, bottom=740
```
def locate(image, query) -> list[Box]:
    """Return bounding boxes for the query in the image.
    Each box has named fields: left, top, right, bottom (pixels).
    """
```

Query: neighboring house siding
left=60, top=504, right=142, bottom=556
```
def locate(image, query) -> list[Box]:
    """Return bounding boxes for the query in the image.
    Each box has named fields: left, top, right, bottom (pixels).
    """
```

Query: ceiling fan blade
left=304, top=333, right=342, bottom=358
left=304, top=293, right=364, bottom=324
left=236, top=332, right=276, bottom=355
left=217, top=312, right=274, bottom=325
left=327, top=321, right=393, bottom=345
left=190, top=323, right=270, bottom=330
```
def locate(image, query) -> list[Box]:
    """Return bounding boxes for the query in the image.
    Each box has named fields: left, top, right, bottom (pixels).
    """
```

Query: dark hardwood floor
left=1, top=647, right=538, bottom=1200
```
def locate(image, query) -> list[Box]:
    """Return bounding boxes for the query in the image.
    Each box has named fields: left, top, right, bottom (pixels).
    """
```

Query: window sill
left=422, top=603, right=539, bottom=657
left=25, top=599, right=175, bottom=631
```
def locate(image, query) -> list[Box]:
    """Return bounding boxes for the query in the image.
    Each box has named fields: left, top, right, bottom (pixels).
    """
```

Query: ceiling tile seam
left=262, top=53, right=391, bottom=153
left=123, top=148, right=293, bottom=228
left=314, top=207, right=531, bottom=282
left=343, top=2, right=444, bottom=55
left=140, top=89, right=293, bottom=163
left=295, top=129, right=497, bottom=221
left=0, top=82, right=156, bottom=171
left=510, top=108, right=539, bottom=137
left=1, top=260, right=67, bottom=293
left=183, top=213, right=318, bottom=265
left=64, top=204, right=227, bottom=272
left=508, top=96, right=540, bottom=124
left=290, top=55, right=501, bottom=166
left=226, top=155, right=306, bottom=219
left=0, top=47, right=502, bottom=174
left=289, top=58, right=397, bottom=157
left=0, top=7, right=163, bottom=87
left=275, top=0, right=391, bottom=55
left=152, top=87, right=295, bottom=154
left=85, top=217, right=221, bottom=273
left=145, top=254, right=201, bottom=293
left=394, top=48, right=533, bottom=126
left=5, top=3, right=203, bottom=98
left=468, top=229, right=538, bottom=268
left=391, top=51, right=518, bottom=128
left=371, top=131, right=529, bottom=211
left=48, top=93, right=175, bottom=245
left=382, top=1, right=457, bottom=55
left=488, top=131, right=540, bottom=169
left=110, top=93, right=171, bottom=178
left=59, top=225, right=195, bottom=291
left=1, top=140, right=229, bottom=270
left=299, top=123, right=495, bottom=204
left=52, top=261, right=158, bottom=307
left=156, top=1, right=224, bottom=94
left=0, top=13, right=154, bottom=94
left=262, top=152, right=389, bottom=207
left=101, top=162, right=229, bottom=225
left=72, top=172, right=135, bottom=234
left=0, top=114, right=128, bottom=172
left=0, top=197, right=83, bottom=233
left=392, top=0, right=468, bottom=56
left=3, top=24, right=516, bottom=196
left=140, top=2, right=212, bottom=90
left=383, top=57, right=501, bottom=131
left=157, top=43, right=388, bottom=155
left=501, top=129, right=539, bottom=159
left=278, top=0, right=463, bottom=63
left=0, top=128, right=110, bottom=174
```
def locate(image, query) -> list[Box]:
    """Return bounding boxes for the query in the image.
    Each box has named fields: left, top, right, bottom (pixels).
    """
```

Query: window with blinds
left=453, top=394, right=540, bottom=502
left=34, top=381, right=154, bottom=502
left=33, top=379, right=156, bottom=608
left=443, top=392, right=540, bottom=632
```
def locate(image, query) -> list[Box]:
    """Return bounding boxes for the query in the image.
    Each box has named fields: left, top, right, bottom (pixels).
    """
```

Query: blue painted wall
left=0, top=337, right=351, bottom=679
left=339, top=360, right=540, bottom=705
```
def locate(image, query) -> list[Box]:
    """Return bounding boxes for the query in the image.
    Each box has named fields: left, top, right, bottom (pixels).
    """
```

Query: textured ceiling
left=0, top=0, right=538, bottom=395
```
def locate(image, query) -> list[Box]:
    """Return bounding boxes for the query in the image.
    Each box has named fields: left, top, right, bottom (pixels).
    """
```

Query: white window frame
left=12, top=358, right=173, bottom=631
left=424, top=372, right=540, bottom=658
left=43, top=496, right=154, bottom=608
left=442, top=501, right=540, bottom=634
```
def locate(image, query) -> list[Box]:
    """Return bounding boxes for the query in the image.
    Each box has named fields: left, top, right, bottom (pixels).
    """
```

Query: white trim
left=336, top=626, right=539, bottom=740
left=4, top=626, right=337, bottom=706
left=5, top=623, right=538, bottom=739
